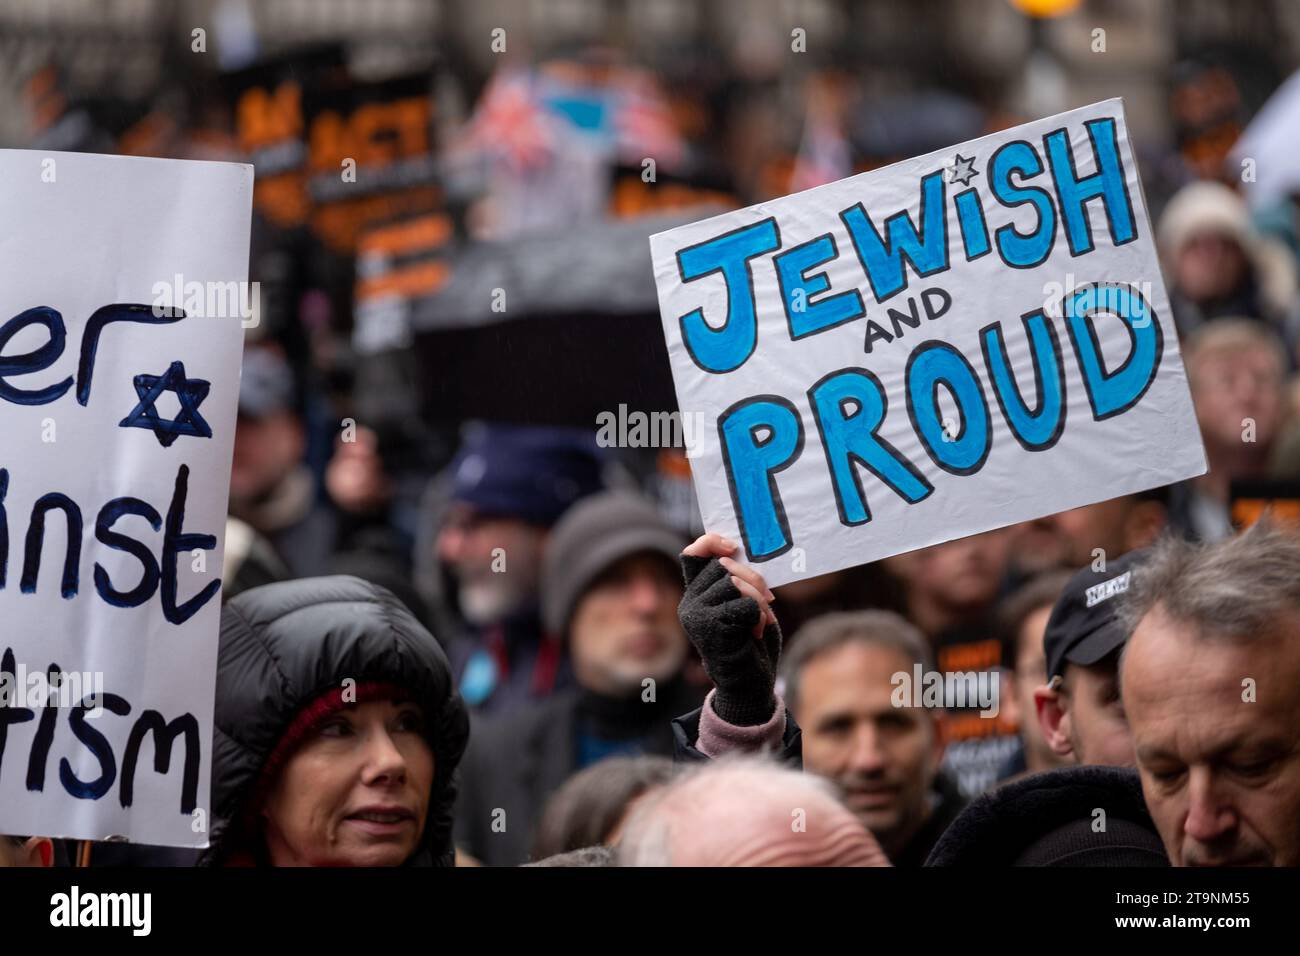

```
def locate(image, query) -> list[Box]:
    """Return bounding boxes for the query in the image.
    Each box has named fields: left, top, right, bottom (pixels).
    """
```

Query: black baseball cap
left=1043, top=548, right=1149, bottom=683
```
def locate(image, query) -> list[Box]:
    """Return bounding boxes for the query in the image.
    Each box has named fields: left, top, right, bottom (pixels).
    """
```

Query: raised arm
left=671, top=534, right=801, bottom=763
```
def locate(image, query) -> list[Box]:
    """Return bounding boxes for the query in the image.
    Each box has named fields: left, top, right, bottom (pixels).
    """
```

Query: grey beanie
left=541, top=491, right=686, bottom=637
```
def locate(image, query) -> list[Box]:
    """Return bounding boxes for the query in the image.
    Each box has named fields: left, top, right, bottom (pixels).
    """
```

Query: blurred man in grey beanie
left=453, top=490, right=706, bottom=865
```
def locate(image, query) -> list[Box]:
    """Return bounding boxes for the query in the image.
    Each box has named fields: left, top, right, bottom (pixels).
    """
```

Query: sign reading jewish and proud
left=0, top=150, right=252, bottom=846
left=651, top=99, right=1205, bottom=586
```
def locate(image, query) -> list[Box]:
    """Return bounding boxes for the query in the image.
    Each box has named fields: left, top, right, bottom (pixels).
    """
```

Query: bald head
left=617, top=758, right=890, bottom=867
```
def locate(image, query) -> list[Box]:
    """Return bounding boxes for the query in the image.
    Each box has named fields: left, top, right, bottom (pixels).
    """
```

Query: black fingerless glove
left=678, top=554, right=782, bottom=726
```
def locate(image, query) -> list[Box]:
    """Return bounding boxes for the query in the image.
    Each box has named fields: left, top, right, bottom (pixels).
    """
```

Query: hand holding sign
left=652, top=99, right=1206, bottom=587
left=683, top=532, right=777, bottom=634
left=679, top=533, right=783, bottom=726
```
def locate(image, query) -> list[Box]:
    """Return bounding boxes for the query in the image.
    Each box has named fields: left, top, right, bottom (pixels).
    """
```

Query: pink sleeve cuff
left=696, top=689, right=787, bottom=758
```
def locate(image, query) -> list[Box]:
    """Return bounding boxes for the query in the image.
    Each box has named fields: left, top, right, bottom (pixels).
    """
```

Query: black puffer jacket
left=924, top=766, right=1168, bottom=866
left=199, top=576, right=469, bottom=866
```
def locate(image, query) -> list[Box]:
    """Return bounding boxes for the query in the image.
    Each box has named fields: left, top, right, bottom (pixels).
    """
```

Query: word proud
left=891, top=664, right=1000, bottom=718
left=719, top=282, right=1161, bottom=560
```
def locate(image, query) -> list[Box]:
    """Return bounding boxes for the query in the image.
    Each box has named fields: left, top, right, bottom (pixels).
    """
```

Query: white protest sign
left=0, top=150, right=251, bottom=846
left=651, top=99, right=1206, bottom=587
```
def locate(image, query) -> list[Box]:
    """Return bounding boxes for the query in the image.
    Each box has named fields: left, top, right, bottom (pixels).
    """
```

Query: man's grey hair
left=524, top=844, right=617, bottom=867
left=616, top=756, right=844, bottom=867
left=1118, top=520, right=1300, bottom=642
left=780, top=610, right=934, bottom=713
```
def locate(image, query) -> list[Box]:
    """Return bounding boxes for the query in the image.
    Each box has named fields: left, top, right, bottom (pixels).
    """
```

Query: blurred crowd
left=5, top=0, right=1300, bottom=869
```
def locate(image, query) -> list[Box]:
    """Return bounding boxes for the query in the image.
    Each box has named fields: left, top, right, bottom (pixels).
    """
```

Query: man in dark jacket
left=925, top=765, right=1168, bottom=866
left=671, top=533, right=965, bottom=866
left=201, top=576, right=469, bottom=866
left=427, top=424, right=605, bottom=713
left=454, top=492, right=704, bottom=865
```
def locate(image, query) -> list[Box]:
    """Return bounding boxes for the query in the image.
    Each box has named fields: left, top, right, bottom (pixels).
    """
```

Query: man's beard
left=595, top=640, right=689, bottom=696
left=458, top=574, right=535, bottom=625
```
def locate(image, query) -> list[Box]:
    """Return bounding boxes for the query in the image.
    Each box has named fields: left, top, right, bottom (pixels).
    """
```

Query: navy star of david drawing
left=119, top=360, right=213, bottom=447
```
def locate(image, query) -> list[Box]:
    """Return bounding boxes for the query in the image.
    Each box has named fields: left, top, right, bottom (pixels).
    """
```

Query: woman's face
left=262, top=699, right=435, bottom=867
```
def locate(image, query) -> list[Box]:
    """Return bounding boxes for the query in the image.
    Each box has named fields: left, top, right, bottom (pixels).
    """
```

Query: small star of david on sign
left=119, top=360, right=213, bottom=448
left=948, top=153, right=980, bottom=187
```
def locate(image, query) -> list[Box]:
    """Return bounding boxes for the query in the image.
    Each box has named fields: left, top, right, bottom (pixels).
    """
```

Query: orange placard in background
left=1229, top=481, right=1300, bottom=531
